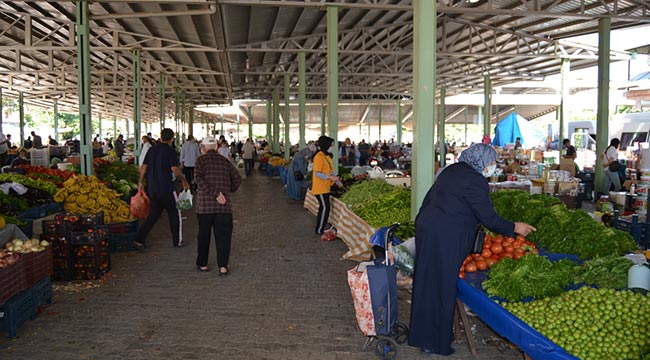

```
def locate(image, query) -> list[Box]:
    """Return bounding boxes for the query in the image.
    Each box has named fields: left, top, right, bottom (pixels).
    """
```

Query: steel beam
left=247, top=106, right=253, bottom=140
left=266, top=99, right=272, bottom=145
left=284, top=74, right=291, bottom=160
left=76, top=0, right=93, bottom=176
left=189, top=101, right=194, bottom=137
left=396, top=99, right=402, bottom=145
left=560, top=58, right=570, bottom=145
left=298, top=52, right=306, bottom=149
left=595, top=18, right=611, bottom=196
left=483, top=75, right=492, bottom=138
left=439, top=88, right=446, bottom=168
left=273, top=88, right=280, bottom=153
left=411, top=0, right=436, bottom=219
left=321, top=104, right=326, bottom=136
left=327, top=6, right=339, bottom=174
left=133, top=49, right=142, bottom=164
left=19, top=92, right=24, bottom=145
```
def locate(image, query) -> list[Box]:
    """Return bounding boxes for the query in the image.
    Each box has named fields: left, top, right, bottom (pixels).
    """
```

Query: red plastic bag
left=130, top=189, right=150, bottom=219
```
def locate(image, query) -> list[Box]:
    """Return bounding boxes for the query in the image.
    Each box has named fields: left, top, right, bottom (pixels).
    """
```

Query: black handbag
left=608, top=161, right=621, bottom=172
left=471, top=225, right=486, bottom=254
left=293, top=170, right=304, bottom=181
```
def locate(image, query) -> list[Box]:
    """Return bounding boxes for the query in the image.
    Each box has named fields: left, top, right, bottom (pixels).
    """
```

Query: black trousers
left=135, top=192, right=181, bottom=247
left=183, top=166, right=194, bottom=185
left=315, top=193, right=331, bottom=235
left=196, top=213, right=233, bottom=268
left=243, top=158, right=254, bottom=176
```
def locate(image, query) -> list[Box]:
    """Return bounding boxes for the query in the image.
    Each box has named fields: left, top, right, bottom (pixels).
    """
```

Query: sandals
left=218, top=266, right=229, bottom=276
left=197, top=266, right=210, bottom=272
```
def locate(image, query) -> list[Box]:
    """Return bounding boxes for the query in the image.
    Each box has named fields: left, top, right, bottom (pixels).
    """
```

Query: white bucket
left=636, top=182, right=650, bottom=196
left=633, top=195, right=648, bottom=211
left=628, top=264, right=650, bottom=291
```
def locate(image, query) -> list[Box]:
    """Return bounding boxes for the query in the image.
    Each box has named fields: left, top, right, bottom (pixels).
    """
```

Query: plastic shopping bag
left=176, top=189, right=193, bottom=210
left=130, top=189, right=150, bottom=219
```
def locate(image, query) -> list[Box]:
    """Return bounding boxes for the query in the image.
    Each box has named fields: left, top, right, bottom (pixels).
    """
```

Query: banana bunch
left=54, top=175, right=133, bottom=223
left=268, top=156, right=287, bottom=167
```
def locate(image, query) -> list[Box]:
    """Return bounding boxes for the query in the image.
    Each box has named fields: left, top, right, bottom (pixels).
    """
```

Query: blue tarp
left=492, top=113, right=547, bottom=148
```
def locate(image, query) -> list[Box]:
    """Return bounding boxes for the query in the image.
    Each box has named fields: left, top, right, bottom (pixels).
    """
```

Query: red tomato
left=481, top=249, right=493, bottom=258
left=504, top=245, right=515, bottom=254
left=476, top=260, right=488, bottom=271
left=491, top=243, right=504, bottom=255
left=458, top=271, right=465, bottom=279
left=465, top=262, right=477, bottom=273
left=486, top=257, right=498, bottom=267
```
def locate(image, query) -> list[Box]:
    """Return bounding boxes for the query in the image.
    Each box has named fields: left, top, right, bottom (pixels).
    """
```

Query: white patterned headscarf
left=458, top=143, right=498, bottom=174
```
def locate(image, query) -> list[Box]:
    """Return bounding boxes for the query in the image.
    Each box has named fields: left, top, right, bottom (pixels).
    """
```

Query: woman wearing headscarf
left=408, top=143, right=536, bottom=356
left=312, top=135, right=342, bottom=235
left=287, top=146, right=314, bottom=201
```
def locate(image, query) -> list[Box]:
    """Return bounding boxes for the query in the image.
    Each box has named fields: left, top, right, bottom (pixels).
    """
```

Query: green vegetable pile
left=573, top=255, right=633, bottom=289
left=483, top=254, right=575, bottom=301
left=356, top=187, right=412, bottom=228
left=394, top=221, right=415, bottom=240
left=491, top=190, right=638, bottom=259
left=0, top=173, right=57, bottom=195
left=95, top=163, right=139, bottom=200
left=501, top=287, right=650, bottom=360
left=340, top=180, right=396, bottom=212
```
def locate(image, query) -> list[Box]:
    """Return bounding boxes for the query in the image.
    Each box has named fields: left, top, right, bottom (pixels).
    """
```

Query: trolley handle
left=384, top=223, right=401, bottom=263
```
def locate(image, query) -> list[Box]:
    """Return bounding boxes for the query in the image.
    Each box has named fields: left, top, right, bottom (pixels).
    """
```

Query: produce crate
left=0, top=288, right=36, bottom=339
left=31, top=276, right=52, bottom=310
left=106, top=219, right=138, bottom=234
left=54, top=213, right=82, bottom=231
left=22, top=247, right=53, bottom=287
left=72, top=257, right=111, bottom=281
left=42, top=219, right=71, bottom=236
left=80, top=212, right=104, bottom=229
left=559, top=195, right=578, bottom=209
left=0, top=256, right=28, bottom=305
left=52, top=258, right=72, bottom=282
left=70, top=232, right=110, bottom=280
left=612, top=211, right=648, bottom=249
left=109, top=232, right=137, bottom=252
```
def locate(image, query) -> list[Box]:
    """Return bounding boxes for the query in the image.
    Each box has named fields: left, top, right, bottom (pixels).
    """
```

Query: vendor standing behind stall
left=312, top=135, right=341, bottom=235
left=408, top=143, right=535, bottom=356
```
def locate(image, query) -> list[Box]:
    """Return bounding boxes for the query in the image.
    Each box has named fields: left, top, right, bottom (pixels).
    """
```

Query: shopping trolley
left=347, top=223, right=409, bottom=360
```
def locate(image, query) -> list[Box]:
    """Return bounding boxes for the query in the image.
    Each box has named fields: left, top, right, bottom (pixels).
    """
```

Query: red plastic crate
left=22, top=247, right=53, bottom=287
left=0, top=256, right=28, bottom=305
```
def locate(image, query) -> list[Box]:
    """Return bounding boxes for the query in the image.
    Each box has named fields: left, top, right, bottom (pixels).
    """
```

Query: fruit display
left=573, top=255, right=634, bottom=289
left=491, top=190, right=638, bottom=259
left=4, top=239, right=50, bottom=253
left=268, top=156, right=287, bottom=167
left=95, top=162, right=139, bottom=200
left=0, top=173, right=57, bottom=195
left=0, top=175, right=56, bottom=216
left=459, top=233, right=538, bottom=278
left=54, top=175, right=132, bottom=223
left=483, top=254, right=576, bottom=301
left=17, top=165, right=76, bottom=187
left=501, top=287, right=650, bottom=360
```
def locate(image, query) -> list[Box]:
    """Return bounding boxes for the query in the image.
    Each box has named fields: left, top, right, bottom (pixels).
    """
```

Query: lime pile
left=501, top=287, right=650, bottom=360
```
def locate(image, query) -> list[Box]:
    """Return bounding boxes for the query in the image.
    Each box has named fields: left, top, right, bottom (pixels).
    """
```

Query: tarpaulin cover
left=457, top=273, right=579, bottom=360
left=492, top=113, right=547, bottom=148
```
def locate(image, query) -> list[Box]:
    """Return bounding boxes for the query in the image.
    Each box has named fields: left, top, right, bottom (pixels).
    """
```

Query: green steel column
left=174, top=88, right=181, bottom=145
left=113, top=117, right=116, bottom=139
left=378, top=104, right=382, bottom=143
left=560, top=58, right=570, bottom=145
left=495, top=105, right=499, bottom=124
left=483, top=75, right=492, bottom=138
left=298, top=52, right=306, bottom=149
left=266, top=100, right=272, bottom=145
left=126, top=118, right=130, bottom=139
left=0, top=88, right=2, bottom=134
left=53, top=99, right=59, bottom=143
left=273, top=88, right=280, bottom=153
left=220, top=108, right=224, bottom=136
left=18, top=92, right=24, bottom=145
left=284, top=74, right=291, bottom=159
left=76, top=0, right=93, bottom=175
left=439, top=88, right=446, bottom=167
left=236, top=112, right=240, bottom=142
left=464, top=106, right=468, bottom=145
left=477, top=106, right=483, bottom=136
left=159, top=72, right=165, bottom=128
left=132, top=49, right=142, bottom=165
left=188, top=102, right=194, bottom=137
left=396, top=99, right=402, bottom=145
left=181, top=91, right=186, bottom=142
left=327, top=5, right=339, bottom=174
left=98, top=113, right=102, bottom=142
left=247, top=106, right=253, bottom=140
left=595, top=18, right=611, bottom=195
left=411, top=0, right=436, bottom=219
left=368, top=104, right=371, bottom=142
left=321, top=104, right=326, bottom=136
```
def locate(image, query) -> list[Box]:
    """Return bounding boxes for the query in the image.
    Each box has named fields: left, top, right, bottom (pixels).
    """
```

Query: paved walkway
left=1, top=169, right=524, bottom=360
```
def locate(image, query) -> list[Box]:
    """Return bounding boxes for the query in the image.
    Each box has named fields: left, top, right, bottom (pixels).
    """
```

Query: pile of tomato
left=459, top=234, right=538, bottom=278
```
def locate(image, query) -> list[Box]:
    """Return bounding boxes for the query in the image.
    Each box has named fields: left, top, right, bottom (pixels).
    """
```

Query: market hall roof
left=0, top=0, right=648, bottom=125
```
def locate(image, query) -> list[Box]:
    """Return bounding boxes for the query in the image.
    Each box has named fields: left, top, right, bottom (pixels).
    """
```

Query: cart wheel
left=374, top=336, right=398, bottom=360
left=390, top=322, right=409, bottom=344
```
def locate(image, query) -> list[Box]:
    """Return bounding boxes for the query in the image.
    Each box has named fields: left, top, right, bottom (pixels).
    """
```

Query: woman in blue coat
left=408, top=143, right=536, bottom=356
left=286, top=146, right=313, bottom=200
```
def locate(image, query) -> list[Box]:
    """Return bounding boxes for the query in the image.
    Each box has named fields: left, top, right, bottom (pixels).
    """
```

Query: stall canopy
left=492, top=113, right=547, bottom=148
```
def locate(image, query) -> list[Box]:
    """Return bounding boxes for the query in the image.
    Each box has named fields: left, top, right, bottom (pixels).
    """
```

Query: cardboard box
left=559, top=158, right=576, bottom=176
left=558, top=181, right=578, bottom=195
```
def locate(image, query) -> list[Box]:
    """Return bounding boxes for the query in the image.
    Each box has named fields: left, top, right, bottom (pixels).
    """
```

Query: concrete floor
left=0, top=169, right=525, bottom=360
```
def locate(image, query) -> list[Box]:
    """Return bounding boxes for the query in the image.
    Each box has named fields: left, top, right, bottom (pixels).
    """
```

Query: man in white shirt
left=241, top=138, right=255, bottom=176
left=180, top=135, right=201, bottom=187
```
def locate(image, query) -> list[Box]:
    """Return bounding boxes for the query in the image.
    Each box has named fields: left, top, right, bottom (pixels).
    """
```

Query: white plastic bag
left=367, top=166, right=385, bottom=179
left=176, top=189, right=193, bottom=210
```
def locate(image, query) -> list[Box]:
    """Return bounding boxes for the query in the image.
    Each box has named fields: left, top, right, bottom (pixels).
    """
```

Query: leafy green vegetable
left=483, top=254, right=575, bottom=301
left=340, top=180, right=396, bottom=212
left=395, top=221, right=415, bottom=240
left=355, top=187, right=411, bottom=228
left=0, top=173, right=57, bottom=195
left=573, top=255, right=633, bottom=289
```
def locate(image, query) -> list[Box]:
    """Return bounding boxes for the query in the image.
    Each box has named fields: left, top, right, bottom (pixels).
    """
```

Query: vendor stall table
left=304, top=190, right=373, bottom=261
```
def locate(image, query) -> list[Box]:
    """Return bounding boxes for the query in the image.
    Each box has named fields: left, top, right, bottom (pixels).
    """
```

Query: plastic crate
left=22, top=247, right=53, bottom=287
left=0, top=289, right=36, bottom=338
left=613, top=211, right=648, bottom=249
left=31, top=277, right=52, bottom=309
left=54, top=213, right=82, bottom=231
left=80, top=212, right=105, bottom=229
left=106, top=219, right=138, bottom=234
left=72, top=257, right=110, bottom=280
left=0, top=256, right=28, bottom=305
left=109, top=232, right=137, bottom=252
left=42, top=219, right=71, bottom=236
left=52, top=258, right=72, bottom=282
left=70, top=232, right=110, bottom=281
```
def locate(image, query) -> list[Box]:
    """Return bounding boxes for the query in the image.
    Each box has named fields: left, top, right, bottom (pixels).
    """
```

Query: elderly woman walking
left=287, top=145, right=314, bottom=201
left=408, top=143, right=536, bottom=356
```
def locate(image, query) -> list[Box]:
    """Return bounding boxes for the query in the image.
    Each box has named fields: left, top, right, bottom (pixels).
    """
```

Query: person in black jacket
left=408, top=143, right=536, bottom=356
